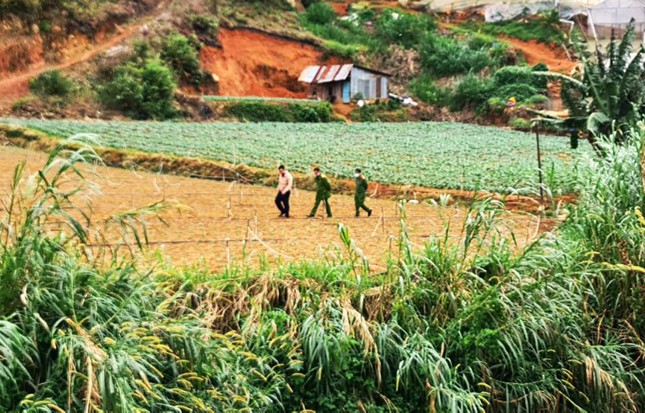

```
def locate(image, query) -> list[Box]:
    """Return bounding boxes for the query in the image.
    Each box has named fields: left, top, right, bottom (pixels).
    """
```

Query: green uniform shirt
left=355, top=175, right=368, bottom=197
left=315, top=174, right=332, bottom=200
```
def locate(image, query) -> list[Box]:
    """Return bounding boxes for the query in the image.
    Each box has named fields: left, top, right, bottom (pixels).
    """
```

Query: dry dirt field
left=0, top=145, right=552, bottom=272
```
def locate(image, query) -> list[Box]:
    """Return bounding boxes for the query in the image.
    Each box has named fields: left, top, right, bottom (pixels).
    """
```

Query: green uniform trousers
left=310, top=197, right=332, bottom=217
left=355, top=193, right=371, bottom=216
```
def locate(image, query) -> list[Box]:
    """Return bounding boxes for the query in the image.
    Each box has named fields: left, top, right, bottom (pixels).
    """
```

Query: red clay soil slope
left=200, top=28, right=335, bottom=97
left=502, top=37, right=578, bottom=74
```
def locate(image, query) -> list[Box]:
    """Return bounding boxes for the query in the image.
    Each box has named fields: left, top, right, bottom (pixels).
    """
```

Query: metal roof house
left=298, top=64, right=391, bottom=103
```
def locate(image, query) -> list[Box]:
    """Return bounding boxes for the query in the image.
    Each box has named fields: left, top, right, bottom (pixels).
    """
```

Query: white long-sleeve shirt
left=277, top=171, right=293, bottom=194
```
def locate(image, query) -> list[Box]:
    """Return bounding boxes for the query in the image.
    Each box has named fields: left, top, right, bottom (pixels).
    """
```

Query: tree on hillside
left=539, top=20, right=645, bottom=151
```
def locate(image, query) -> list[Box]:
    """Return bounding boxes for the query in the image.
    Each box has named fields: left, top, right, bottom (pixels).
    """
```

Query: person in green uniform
left=308, top=167, right=332, bottom=218
left=354, top=168, right=372, bottom=217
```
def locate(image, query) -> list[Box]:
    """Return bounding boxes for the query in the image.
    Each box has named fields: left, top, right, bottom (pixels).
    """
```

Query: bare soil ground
left=0, top=145, right=553, bottom=272
left=200, top=28, right=336, bottom=98
left=501, top=37, right=578, bottom=74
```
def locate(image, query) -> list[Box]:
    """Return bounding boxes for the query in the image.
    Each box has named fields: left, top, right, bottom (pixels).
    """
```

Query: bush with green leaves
left=190, top=14, right=219, bottom=44
left=420, top=36, right=498, bottom=78
left=467, top=9, right=565, bottom=44
left=493, top=65, right=547, bottom=92
left=409, top=75, right=451, bottom=105
left=160, top=33, right=204, bottom=87
left=302, top=1, right=337, bottom=25
left=225, top=101, right=333, bottom=122
left=100, top=59, right=177, bottom=120
left=374, top=9, right=436, bottom=49
left=450, top=74, right=494, bottom=112
left=28, top=70, right=75, bottom=98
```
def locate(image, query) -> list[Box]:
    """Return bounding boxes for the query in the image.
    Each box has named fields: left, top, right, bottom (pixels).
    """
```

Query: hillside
left=0, top=0, right=577, bottom=124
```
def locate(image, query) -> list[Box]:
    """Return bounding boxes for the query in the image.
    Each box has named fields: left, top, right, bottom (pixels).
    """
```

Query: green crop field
left=1, top=119, right=591, bottom=194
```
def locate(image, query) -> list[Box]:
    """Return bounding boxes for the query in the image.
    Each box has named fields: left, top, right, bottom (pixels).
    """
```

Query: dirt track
left=0, top=145, right=550, bottom=271
left=0, top=1, right=168, bottom=108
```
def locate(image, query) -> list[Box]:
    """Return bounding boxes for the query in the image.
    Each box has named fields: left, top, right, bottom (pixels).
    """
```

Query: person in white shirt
left=275, top=165, right=293, bottom=218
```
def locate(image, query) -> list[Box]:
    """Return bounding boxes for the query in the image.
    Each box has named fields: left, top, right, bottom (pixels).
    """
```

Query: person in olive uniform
left=308, top=167, right=332, bottom=218
left=354, top=168, right=372, bottom=217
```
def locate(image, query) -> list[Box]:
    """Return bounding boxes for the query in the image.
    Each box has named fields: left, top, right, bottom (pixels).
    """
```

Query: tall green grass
left=0, top=126, right=644, bottom=411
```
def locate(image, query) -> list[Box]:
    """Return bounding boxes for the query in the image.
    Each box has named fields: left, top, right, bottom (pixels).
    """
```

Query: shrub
left=495, top=83, right=539, bottom=102
left=28, top=70, right=74, bottom=98
left=303, top=1, right=337, bottom=25
left=100, top=60, right=177, bottom=120
left=493, top=66, right=546, bottom=92
left=374, top=9, right=436, bottom=49
left=486, top=96, right=507, bottom=115
left=523, top=94, right=549, bottom=106
left=322, top=40, right=362, bottom=59
left=508, top=117, right=532, bottom=130
left=226, top=101, right=333, bottom=122
left=450, top=74, right=494, bottom=111
left=410, top=75, right=451, bottom=105
left=226, top=102, right=289, bottom=121
left=290, top=102, right=333, bottom=122
left=190, top=14, right=219, bottom=45
left=160, top=34, right=203, bottom=87
left=420, top=36, right=497, bottom=77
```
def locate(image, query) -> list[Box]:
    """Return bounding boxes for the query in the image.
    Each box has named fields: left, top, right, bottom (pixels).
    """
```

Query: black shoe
left=285, top=214, right=290, bottom=218
left=368, top=210, right=372, bottom=217
left=307, top=215, right=314, bottom=218
left=279, top=212, right=285, bottom=217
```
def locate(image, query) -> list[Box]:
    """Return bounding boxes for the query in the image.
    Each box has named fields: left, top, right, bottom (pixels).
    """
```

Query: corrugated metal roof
left=298, top=64, right=354, bottom=84
left=298, top=65, right=322, bottom=83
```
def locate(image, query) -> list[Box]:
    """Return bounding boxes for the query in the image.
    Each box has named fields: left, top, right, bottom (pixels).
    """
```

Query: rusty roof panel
left=299, top=64, right=355, bottom=84
left=317, top=65, right=341, bottom=83
left=334, top=64, right=353, bottom=81
left=298, top=65, right=321, bottom=83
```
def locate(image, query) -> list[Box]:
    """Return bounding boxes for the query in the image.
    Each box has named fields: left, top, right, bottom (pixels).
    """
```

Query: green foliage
left=190, top=14, right=219, bottom=44
left=303, top=1, right=337, bottom=25
left=100, top=60, right=177, bottom=120
left=450, top=74, right=494, bottom=112
left=160, top=34, right=204, bottom=87
left=2, top=120, right=589, bottom=194
left=495, top=82, right=539, bottom=102
left=508, top=117, right=531, bottom=129
left=552, top=21, right=645, bottom=147
left=420, top=35, right=499, bottom=77
left=373, top=9, right=436, bottom=49
left=349, top=100, right=408, bottom=122
left=28, top=70, right=75, bottom=98
left=493, top=65, right=547, bottom=91
left=410, top=75, right=451, bottom=105
left=0, top=126, right=644, bottom=411
left=469, top=9, right=565, bottom=44
left=225, top=101, right=333, bottom=122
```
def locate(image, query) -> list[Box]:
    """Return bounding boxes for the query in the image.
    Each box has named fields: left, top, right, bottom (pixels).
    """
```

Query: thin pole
left=535, top=127, right=544, bottom=205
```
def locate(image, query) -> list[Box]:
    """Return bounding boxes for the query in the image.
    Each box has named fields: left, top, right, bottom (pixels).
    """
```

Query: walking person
left=308, top=167, right=332, bottom=218
left=354, top=168, right=372, bottom=217
left=275, top=165, right=293, bottom=218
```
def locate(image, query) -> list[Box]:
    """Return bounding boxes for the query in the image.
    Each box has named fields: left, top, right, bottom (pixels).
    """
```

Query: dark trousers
left=310, top=197, right=332, bottom=217
left=355, top=194, right=371, bottom=216
left=275, top=190, right=291, bottom=216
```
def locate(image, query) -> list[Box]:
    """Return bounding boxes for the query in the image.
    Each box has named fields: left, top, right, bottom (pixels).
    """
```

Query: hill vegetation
left=1, top=0, right=571, bottom=124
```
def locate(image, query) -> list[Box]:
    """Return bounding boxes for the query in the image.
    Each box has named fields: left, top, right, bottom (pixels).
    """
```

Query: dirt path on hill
left=0, top=1, right=168, bottom=108
left=501, top=37, right=578, bottom=73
